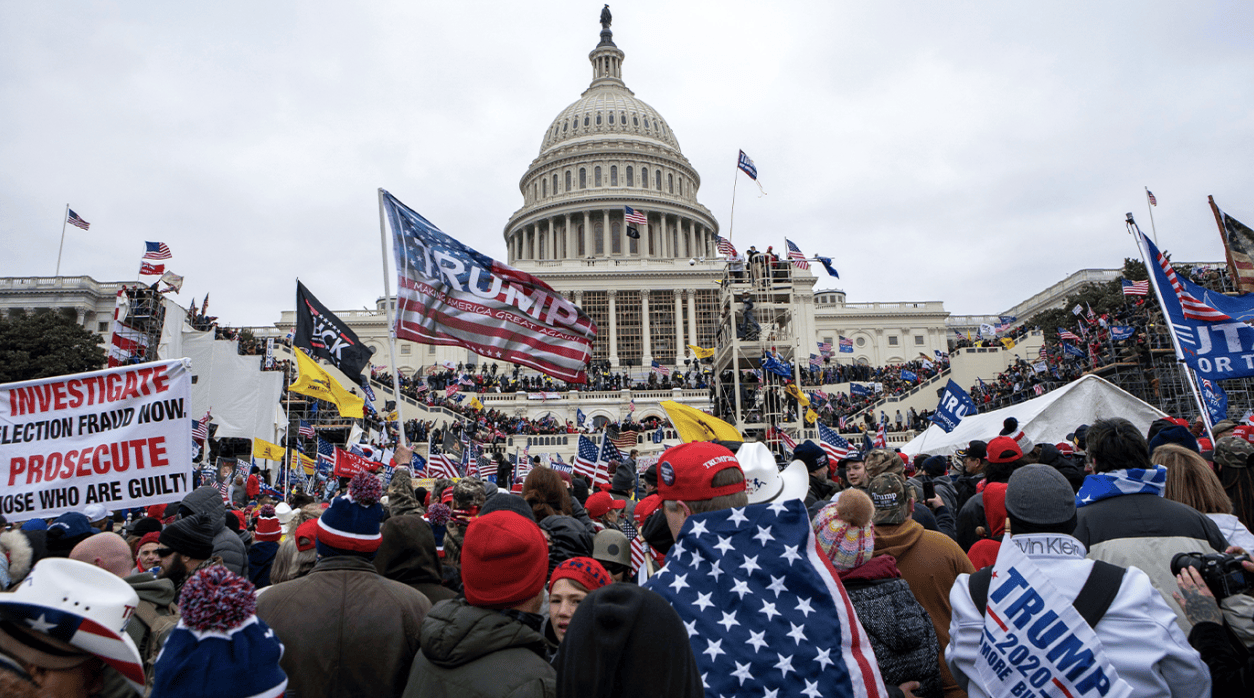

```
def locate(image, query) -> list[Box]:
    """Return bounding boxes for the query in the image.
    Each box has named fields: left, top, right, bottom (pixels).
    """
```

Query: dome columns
left=507, top=208, right=712, bottom=263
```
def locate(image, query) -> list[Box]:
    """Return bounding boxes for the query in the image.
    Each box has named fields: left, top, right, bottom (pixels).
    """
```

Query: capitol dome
left=504, top=14, right=718, bottom=266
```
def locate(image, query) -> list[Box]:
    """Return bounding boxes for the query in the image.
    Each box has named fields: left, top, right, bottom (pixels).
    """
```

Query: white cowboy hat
left=737, top=441, right=809, bottom=504
left=0, top=558, right=145, bottom=692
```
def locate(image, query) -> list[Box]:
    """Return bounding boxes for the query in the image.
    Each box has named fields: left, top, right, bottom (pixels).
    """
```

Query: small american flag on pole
left=624, top=206, right=647, bottom=226
left=143, top=241, right=172, bottom=260
left=784, top=238, right=810, bottom=270
left=1147, top=190, right=1157, bottom=206
left=1121, top=279, right=1149, bottom=296
left=299, top=420, right=316, bottom=439
left=715, top=234, right=737, bottom=257
left=192, top=411, right=211, bottom=443
left=573, top=435, right=599, bottom=482
left=650, top=359, right=669, bottom=375
left=67, top=209, right=90, bottom=230
left=818, top=422, right=852, bottom=462
left=1059, top=330, right=1081, bottom=342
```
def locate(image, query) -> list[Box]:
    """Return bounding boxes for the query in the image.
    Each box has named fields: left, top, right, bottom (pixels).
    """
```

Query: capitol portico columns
left=640, top=290, right=651, bottom=365
left=607, top=290, right=619, bottom=366
left=687, top=290, right=697, bottom=346
left=565, top=213, right=574, bottom=260
left=674, top=290, right=685, bottom=358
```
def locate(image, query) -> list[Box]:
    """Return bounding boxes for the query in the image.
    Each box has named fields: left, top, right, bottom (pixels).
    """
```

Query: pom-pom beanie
left=150, top=566, right=287, bottom=698
left=548, top=556, right=611, bottom=594
left=254, top=505, right=282, bottom=543
left=461, top=511, right=549, bottom=609
left=813, top=489, right=876, bottom=571
left=999, top=417, right=1035, bottom=456
left=316, top=472, right=384, bottom=558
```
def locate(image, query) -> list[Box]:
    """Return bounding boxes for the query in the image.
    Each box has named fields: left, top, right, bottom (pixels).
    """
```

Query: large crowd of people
left=5, top=408, right=1254, bottom=697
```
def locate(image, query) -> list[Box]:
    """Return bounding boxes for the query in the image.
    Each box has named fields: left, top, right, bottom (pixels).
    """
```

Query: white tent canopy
left=901, top=374, right=1167, bottom=457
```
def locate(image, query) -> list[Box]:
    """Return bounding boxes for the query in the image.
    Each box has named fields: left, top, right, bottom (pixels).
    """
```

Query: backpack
left=134, top=599, right=180, bottom=689
left=968, top=560, right=1126, bottom=629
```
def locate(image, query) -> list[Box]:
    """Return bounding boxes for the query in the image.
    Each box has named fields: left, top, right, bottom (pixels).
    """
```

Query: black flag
left=294, top=281, right=375, bottom=384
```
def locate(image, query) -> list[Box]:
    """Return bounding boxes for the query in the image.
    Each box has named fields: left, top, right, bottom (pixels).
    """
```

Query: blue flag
left=1199, top=378, right=1228, bottom=426
left=737, top=149, right=758, bottom=179
left=576, top=408, right=586, bottom=427
left=653, top=427, right=665, bottom=444
left=761, top=352, right=793, bottom=378
left=930, top=379, right=978, bottom=433
left=900, top=369, right=917, bottom=383
left=850, top=383, right=871, bottom=398
left=1109, top=325, right=1136, bottom=342
left=815, top=255, right=840, bottom=278
left=1142, top=230, right=1254, bottom=380
left=1063, top=343, right=1086, bottom=358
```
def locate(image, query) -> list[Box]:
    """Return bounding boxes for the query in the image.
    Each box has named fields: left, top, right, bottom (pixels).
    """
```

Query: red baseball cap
left=585, top=491, right=626, bottom=519
left=657, top=442, right=745, bottom=502
left=986, top=436, right=1023, bottom=464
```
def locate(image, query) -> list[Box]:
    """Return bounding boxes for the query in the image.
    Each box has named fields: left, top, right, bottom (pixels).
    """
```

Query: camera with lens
left=1171, top=551, right=1254, bottom=600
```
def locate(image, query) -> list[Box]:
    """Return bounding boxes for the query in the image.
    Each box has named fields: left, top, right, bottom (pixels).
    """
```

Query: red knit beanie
left=461, top=511, right=548, bottom=609
left=548, top=557, right=611, bottom=594
left=254, top=505, right=282, bottom=543
left=138, top=531, right=162, bottom=550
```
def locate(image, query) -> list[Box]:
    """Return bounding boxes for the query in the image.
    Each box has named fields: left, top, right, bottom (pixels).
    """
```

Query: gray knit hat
left=1005, top=465, right=1074, bottom=526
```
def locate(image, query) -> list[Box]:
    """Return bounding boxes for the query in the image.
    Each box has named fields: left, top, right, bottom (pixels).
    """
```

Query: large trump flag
left=382, top=190, right=597, bottom=383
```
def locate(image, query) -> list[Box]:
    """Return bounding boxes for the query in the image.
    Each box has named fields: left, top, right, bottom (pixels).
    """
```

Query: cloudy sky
left=3, top=1, right=1252, bottom=327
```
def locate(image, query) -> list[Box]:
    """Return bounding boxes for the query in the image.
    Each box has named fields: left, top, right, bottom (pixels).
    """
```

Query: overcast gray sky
left=3, top=1, right=1252, bottom=327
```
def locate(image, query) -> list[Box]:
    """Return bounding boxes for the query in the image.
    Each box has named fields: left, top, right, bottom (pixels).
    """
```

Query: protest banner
left=333, top=447, right=377, bottom=478
left=1, top=359, right=194, bottom=521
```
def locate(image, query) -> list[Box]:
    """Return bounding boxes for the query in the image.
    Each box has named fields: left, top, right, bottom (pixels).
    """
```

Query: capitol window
left=563, top=122, right=568, bottom=132
left=633, top=115, right=639, bottom=126
left=888, top=336, right=899, bottom=347
left=655, top=171, right=662, bottom=190
left=611, top=223, right=621, bottom=253
left=595, top=166, right=602, bottom=187
left=542, top=179, right=547, bottom=197
left=584, top=116, right=589, bottom=127
left=643, top=117, right=649, bottom=128
left=596, top=113, right=602, bottom=125
left=579, top=168, right=587, bottom=189
left=625, top=166, right=633, bottom=186
left=609, top=113, right=614, bottom=124
left=553, top=174, right=558, bottom=194
left=856, top=337, right=867, bottom=347
left=915, top=335, right=925, bottom=346
left=640, top=167, right=648, bottom=187
left=610, top=165, right=618, bottom=186
left=668, top=174, right=674, bottom=193
left=566, top=171, right=572, bottom=191
left=620, top=112, right=626, bottom=125
left=595, top=224, right=605, bottom=254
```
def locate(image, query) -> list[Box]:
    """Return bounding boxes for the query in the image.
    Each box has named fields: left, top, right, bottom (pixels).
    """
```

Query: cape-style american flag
left=67, top=209, right=90, bottom=230
left=644, top=500, right=886, bottom=698
left=624, top=206, right=648, bottom=226
left=715, top=234, right=738, bottom=257
left=143, top=241, right=172, bottom=260
left=1121, top=279, right=1149, bottom=296
left=817, top=422, right=852, bottom=463
left=383, top=190, right=597, bottom=384
left=785, top=238, right=810, bottom=270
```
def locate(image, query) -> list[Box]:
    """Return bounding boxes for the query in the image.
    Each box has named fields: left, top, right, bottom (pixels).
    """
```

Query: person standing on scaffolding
left=738, top=294, right=760, bottom=340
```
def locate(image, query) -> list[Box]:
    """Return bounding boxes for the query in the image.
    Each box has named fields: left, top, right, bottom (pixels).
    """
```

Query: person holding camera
left=1174, top=546, right=1254, bottom=696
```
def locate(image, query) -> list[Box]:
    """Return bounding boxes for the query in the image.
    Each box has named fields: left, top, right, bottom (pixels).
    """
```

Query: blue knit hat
left=316, top=471, right=384, bottom=557
left=151, top=566, right=286, bottom=698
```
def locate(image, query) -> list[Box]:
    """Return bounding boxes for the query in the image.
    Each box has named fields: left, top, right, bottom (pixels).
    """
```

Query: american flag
left=873, top=420, right=887, bottom=448
left=1147, top=190, right=1157, bottom=206
left=316, top=438, right=336, bottom=476
left=1146, top=233, right=1233, bottom=321
left=624, top=206, right=648, bottom=226
left=809, top=353, right=822, bottom=369
left=839, top=336, right=854, bottom=353
left=784, top=238, right=810, bottom=270
left=138, top=262, right=165, bottom=276
left=143, top=241, right=172, bottom=260
left=427, top=451, right=460, bottom=480
left=299, top=420, right=315, bottom=439
left=192, top=410, right=211, bottom=443
left=67, top=209, right=90, bottom=230
left=817, top=341, right=833, bottom=354
left=1033, top=384, right=1046, bottom=396
left=769, top=425, right=797, bottom=454
left=383, top=191, right=597, bottom=384
left=1121, top=279, right=1149, bottom=296
left=596, top=433, right=623, bottom=486
left=817, top=422, right=852, bottom=462
left=573, top=435, right=600, bottom=481
left=651, top=359, right=669, bottom=375
left=643, top=501, right=887, bottom=698
left=715, top=234, right=738, bottom=257
left=621, top=517, right=648, bottom=574
left=1058, top=330, right=1081, bottom=342
left=611, top=429, right=638, bottom=452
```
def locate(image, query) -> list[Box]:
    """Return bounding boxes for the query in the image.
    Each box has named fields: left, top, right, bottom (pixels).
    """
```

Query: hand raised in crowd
left=1173, top=565, right=1224, bottom=627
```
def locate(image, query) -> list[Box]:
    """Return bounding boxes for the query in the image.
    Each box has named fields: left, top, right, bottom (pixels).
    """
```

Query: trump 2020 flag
left=382, top=190, right=597, bottom=383
left=931, top=379, right=978, bottom=433
left=1200, top=378, right=1228, bottom=426
left=645, top=500, right=886, bottom=698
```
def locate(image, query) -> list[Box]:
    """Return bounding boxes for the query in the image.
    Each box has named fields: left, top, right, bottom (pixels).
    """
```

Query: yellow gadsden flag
left=784, top=383, right=810, bottom=407
left=253, top=438, right=286, bottom=462
left=1000, top=337, right=1016, bottom=350
left=661, top=400, right=742, bottom=443
left=687, top=344, right=715, bottom=360
left=467, top=395, right=484, bottom=411
left=290, top=348, right=365, bottom=418
left=806, top=408, right=819, bottom=424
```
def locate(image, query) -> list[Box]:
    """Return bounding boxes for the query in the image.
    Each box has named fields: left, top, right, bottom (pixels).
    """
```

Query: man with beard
left=156, top=513, right=218, bottom=602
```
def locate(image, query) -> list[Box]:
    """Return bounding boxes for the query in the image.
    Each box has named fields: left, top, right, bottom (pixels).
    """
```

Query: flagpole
left=1208, top=195, right=1242, bottom=293
left=728, top=167, right=740, bottom=244
left=377, top=189, right=407, bottom=449
left=1144, top=188, right=1158, bottom=245
left=1128, top=215, right=1210, bottom=433
left=55, top=204, right=69, bottom=277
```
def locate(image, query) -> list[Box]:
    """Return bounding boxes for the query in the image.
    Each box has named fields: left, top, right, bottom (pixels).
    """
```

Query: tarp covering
left=185, top=333, right=285, bottom=442
left=901, top=374, right=1167, bottom=457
